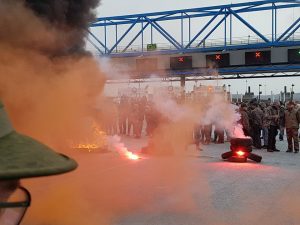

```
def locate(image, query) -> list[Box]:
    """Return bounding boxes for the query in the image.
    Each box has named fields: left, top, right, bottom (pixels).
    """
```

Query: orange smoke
left=0, top=2, right=242, bottom=225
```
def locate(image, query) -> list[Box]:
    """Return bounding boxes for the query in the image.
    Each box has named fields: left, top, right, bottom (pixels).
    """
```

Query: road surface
left=23, top=136, right=300, bottom=225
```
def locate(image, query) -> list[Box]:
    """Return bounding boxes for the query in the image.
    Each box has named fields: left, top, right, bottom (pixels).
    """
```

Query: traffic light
left=245, top=50, right=271, bottom=65
left=206, top=53, right=230, bottom=68
left=170, top=56, right=193, bottom=70
left=255, top=51, right=261, bottom=58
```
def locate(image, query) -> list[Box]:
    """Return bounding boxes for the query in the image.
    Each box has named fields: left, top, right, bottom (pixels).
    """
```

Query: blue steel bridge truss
left=89, top=0, right=300, bottom=56
left=89, top=0, right=300, bottom=80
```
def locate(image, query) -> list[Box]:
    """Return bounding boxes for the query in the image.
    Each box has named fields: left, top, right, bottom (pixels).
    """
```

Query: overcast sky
left=97, top=0, right=258, bottom=17
left=95, top=0, right=300, bottom=95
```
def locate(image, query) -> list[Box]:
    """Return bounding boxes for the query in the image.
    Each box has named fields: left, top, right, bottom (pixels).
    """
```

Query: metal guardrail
left=100, top=32, right=300, bottom=54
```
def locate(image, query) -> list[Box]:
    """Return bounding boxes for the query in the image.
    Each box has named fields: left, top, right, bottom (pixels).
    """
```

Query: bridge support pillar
left=180, top=75, right=186, bottom=101
left=180, top=75, right=186, bottom=88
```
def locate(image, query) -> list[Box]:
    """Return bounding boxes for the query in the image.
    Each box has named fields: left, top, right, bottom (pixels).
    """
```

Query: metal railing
left=91, top=32, right=300, bottom=55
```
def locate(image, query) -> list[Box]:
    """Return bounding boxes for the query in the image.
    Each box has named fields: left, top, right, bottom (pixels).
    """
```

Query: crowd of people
left=101, top=94, right=300, bottom=153
left=101, top=95, right=162, bottom=138
left=238, top=100, right=300, bottom=153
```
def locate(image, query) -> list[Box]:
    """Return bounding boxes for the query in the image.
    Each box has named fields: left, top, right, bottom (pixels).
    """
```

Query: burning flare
left=126, top=152, right=139, bottom=161
left=70, top=124, right=139, bottom=161
left=108, top=135, right=140, bottom=161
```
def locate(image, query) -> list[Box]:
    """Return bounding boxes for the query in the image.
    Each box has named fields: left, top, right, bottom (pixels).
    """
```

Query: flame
left=109, top=135, right=140, bottom=160
left=71, top=122, right=108, bottom=152
left=78, top=143, right=98, bottom=149
left=125, top=152, right=140, bottom=160
left=74, top=143, right=102, bottom=152
left=236, top=150, right=245, bottom=157
left=119, top=146, right=140, bottom=160
left=72, top=125, right=140, bottom=160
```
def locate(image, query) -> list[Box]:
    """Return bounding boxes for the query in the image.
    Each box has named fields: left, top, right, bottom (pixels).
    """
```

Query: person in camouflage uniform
left=193, top=123, right=203, bottom=150
left=130, top=98, right=139, bottom=137
left=135, top=97, right=146, bottom=138
left=250, top=102, right=264, bottom=149
left=278, top=102, right=286, bottom=141
left=203, top=124, right=212, bottom=145
left=119, top=95, right=129, bottom=135
left=239, top=103, right=251, bottom=136
left=214, top=124, right=225, bottom=144
left=259, top=102, right=268, bottom=149
left=285, top=101, right=300, bottom=153
left=265, top=102, right=280, bottom=152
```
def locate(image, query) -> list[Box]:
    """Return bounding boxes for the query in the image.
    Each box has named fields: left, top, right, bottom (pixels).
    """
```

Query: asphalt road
left=23, top=137, right=300, bottom=225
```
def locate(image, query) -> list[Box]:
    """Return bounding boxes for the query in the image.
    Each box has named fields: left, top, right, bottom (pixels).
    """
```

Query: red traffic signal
left=255, top=52, right=261, bottom=58
left=215, top=54, right=221, bottom=60
left=178, top=57, right=184, bottom=62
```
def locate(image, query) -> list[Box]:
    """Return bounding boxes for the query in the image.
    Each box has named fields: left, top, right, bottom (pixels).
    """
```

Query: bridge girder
left=89, top=0, right=300, bottom=56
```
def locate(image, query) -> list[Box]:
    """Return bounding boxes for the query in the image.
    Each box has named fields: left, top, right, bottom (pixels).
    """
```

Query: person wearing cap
left=285, top=101, right=300, bottom=153
left=265, top=101, right=280, bottom=152
left=0, top=101, right=77, bottom=225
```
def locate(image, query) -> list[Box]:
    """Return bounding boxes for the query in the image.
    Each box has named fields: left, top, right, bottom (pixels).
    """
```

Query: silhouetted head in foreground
left=0, top=101, right=77, bottom=225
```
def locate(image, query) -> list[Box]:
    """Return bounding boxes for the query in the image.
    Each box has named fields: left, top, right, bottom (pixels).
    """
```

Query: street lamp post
left=258, top=84, right=262, bottom=102
left=291, top=84, right=295, bottom=100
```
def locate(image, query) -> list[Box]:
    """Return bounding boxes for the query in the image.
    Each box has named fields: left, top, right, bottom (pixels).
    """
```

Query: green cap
left=0, top=101, right=77, bottom=180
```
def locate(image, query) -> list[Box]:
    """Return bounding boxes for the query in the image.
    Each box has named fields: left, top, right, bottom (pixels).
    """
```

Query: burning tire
left=230, top=145, right=252, bottom=152
left=230, top=137, right=253, bottom=147
left=228, top=155, right=248, bottom=163
left=222, top=137, right=262, bottom=163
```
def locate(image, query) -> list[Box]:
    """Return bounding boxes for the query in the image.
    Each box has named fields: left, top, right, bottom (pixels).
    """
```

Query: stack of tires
left=230, top=137, right=253, bottom=152
left=222, top=137, right=262, bottom=163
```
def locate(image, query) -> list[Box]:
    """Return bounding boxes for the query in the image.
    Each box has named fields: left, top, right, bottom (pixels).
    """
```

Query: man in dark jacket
left=285, top=101, right=300, bottom=153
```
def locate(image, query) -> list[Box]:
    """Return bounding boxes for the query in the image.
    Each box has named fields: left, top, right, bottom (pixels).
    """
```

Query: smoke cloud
left=0, top=0, right=105, bottom=148
left=0, top=1, right=204, bottom=225
left=0, top=1, right=247, bottom=224
left=25, top=0, right=100, bottom=55
left=150, top=91, right=242, bottom=156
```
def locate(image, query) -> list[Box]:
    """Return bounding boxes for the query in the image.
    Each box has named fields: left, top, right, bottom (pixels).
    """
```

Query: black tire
left=222, top=151, right=233, bottom=159
left=248, top=153, right=262, bottom=163
left=230, top=137, right=253, bottom=147
left=228, top=156, right=247, bottom=163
